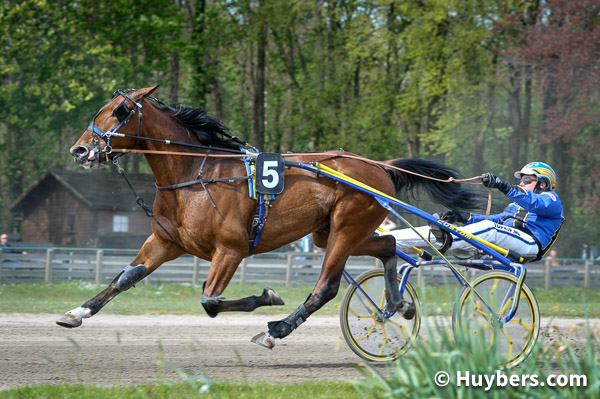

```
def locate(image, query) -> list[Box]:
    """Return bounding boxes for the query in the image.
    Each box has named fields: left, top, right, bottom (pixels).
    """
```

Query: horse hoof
left=386, top=300, right=415, bottom=320
left=264, top=287, right=285, bottom=306
left=251, top=330, right=275, bottom=349
left=56, top=314, right=82, bottom=328
left=56, top=307, right=91, bottom=328
left=400, top=301, right=416, bottom=320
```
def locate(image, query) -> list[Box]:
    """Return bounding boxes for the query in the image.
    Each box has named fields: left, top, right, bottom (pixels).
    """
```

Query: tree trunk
left=191, top=0, right=208, bottom=107
left=252, top=0, right=267, bottom=150
left=169, top=52, right=180, bottom=104
left=506, top=65, right=532, bottom=172
left=0, top=123, right=14, bottom=233
left=212, top=77, right=223, bottom=122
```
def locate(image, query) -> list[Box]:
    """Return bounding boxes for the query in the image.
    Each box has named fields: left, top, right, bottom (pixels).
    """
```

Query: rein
left=109, top=147, right=483, bottom=185
left=114, top=161, right=186, bottom=251
left=92, top=90, right=492, bottom=253
left=92, top=91, right=481, bottom=185
left=112, top=145, right=493, bottom=223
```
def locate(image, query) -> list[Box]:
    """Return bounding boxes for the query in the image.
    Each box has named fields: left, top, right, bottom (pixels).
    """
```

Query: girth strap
left=248, top=194, right=270, bottom=256
left=155, top=175, right=250, bottom=191
left=155, top=150, right=250, bottom=208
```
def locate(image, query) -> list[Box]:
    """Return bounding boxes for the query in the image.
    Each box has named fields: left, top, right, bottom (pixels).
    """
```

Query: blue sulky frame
left=288, top=160, right=528, bottom=326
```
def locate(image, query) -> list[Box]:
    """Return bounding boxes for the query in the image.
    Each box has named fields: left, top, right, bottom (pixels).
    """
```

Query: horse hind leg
left=382, top=255, right=415, bottom=319
left=352, top=233, right=416, bottom=319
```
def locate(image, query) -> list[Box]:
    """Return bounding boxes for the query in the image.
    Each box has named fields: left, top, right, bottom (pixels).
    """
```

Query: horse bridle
left=87, top=88, right=251, bottom=166
left=87, top=88, right=143, bottom=162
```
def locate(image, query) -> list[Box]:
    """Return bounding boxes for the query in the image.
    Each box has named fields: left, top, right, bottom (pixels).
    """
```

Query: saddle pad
left=243, top=148, right=276, bottom=201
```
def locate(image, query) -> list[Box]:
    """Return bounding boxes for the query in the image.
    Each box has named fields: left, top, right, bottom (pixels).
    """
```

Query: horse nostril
left=71, top=145, right=89, bottom=159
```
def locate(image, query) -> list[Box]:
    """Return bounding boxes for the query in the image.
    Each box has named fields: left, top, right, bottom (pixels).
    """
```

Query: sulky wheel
left=340, top=268, right=421, bottom=362
left=452, top=270, right=540, bottom=368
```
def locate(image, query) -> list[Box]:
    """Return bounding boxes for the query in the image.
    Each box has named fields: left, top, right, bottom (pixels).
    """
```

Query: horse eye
left=113, top=102, right=131, bottom=122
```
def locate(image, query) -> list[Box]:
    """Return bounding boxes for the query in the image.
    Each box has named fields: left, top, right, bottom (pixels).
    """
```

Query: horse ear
left=131, top=84, right=160, bottom=101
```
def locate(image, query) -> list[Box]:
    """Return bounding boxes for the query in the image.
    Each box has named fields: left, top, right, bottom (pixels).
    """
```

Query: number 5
left=262, top=160, right=279, bottom=188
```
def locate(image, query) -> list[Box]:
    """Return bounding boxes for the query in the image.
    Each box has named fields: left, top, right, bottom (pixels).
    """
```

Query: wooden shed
left=10, top=170, right=156, bottom=248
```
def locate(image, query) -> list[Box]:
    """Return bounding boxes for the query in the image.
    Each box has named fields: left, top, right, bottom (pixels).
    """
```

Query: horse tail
left=384, top=158, right=484, bottom=211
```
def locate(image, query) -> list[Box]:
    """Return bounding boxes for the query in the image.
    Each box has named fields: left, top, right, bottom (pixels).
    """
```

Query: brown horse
left=58, top=86, right=480, bottom=348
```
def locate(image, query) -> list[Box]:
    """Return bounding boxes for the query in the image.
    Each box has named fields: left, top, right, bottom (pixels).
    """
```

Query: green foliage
left=0, top=0, right=185, bottom=232
left=0, top=380, right=360, bottom=399
left=0, top=0, right=597, bottom=256
left=350, top=320, right=600, bottom=398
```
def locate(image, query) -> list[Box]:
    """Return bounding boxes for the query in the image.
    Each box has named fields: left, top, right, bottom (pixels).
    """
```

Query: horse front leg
left=200, top=247, right=285, bottom=318
left=56, top=234, right=182, bottom=328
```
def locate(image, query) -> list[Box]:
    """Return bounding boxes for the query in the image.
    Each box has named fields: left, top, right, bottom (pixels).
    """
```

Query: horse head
left=70, top=85, right=159, bottom=169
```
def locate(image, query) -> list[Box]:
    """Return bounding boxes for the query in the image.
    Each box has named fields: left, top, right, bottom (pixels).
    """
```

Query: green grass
left=350, top=324, right=600, bottom=399
left=0, top=381, right=361, bottom=399
left=2, top=283, right=599, bottom=398
left=0, top=282, right=345, bottom=315
left=533, top=286, right=600, bottom=318
left=1, top=282, right=599, bottom=317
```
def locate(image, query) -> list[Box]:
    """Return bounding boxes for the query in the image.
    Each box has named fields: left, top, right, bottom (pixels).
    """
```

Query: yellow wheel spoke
left=489, top=327, right=496, bottom=347
left=363, top=321, right=378, bottom=338
left=379, top=324, right=388, bottom=356
left=387, top=319, right=408, bottom=341
left=356, top=314, right=376, bottom=321
left=489, top=279, right=500, bottom=295
left=511, top=318, right=533, bottom=333
left=500, top=327, right=514, bottom=358
left=467, top=324, right=490, bottom=334
left=454, top=272, right=539, bottom=368
left=348, top=305, right=378, bottom=319
left=355, top=325, right=377, bottom=343
left=475, top=308, right=490, bottom=319
left=341, top=271, right=421, bottom=363
left=499, top=297, right=513, bottom=314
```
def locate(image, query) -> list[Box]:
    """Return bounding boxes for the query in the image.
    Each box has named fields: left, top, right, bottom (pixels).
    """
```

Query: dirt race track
left=1, top=313, right=597, bottom=390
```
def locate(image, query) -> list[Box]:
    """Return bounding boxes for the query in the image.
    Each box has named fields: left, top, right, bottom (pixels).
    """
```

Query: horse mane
left=155, top=103, right=241, bottom=150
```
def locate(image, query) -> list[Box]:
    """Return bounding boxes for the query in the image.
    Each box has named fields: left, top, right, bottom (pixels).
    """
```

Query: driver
left=386, top=162, right=564, bottom=259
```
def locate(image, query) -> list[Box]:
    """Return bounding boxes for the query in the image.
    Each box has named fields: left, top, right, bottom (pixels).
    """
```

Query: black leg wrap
left=116, top=265, right=148, bottom=292
left=383, top=256, right=402, bottom=313
left=267, top=304, right=310, bottom=339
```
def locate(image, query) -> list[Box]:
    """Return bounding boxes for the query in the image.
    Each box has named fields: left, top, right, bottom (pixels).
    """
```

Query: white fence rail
left=1, top=248, right=598, bottom=288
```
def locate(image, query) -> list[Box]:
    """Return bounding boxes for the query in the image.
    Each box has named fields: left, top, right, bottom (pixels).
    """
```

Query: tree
left=505, top=0, right=600, bottom=254
left=0, top=0, right=184, bottom=232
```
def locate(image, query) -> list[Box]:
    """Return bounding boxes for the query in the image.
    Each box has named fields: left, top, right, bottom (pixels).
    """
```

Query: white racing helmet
left=514, top=162, right=557, bottom=191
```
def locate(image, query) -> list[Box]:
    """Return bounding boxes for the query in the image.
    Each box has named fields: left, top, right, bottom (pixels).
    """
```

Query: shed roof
left=11, top=170, right=157, bottom=212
